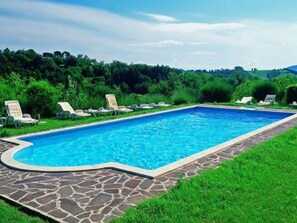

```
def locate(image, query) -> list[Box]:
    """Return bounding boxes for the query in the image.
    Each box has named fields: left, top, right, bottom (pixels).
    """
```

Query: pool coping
left=1, top=105, right=297, bottom=178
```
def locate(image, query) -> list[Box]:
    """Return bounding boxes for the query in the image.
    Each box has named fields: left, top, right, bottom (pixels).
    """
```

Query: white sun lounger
left=105, top=94, right=132, bottom=113
left=156, top=102, right=171, bottom=107
left=235, top=96, right=253, bottom=104
left=149, top=103, right=158, bottom=108
left=5, top=100, right=38, bottom=127
left=58, top=102, right=91, bottom=120
left=257, top=95, right=276, bottom=106
left=139, top=104, right=153, bottom=109
left=84, top=108, right=113, bottom=116
left=128, top=104, right=140, bottom=111
left=98, top=107, right=113, bottom=113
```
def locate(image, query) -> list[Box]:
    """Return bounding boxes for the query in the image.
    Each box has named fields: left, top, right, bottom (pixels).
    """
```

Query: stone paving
left=0, top=118, right=297, bottom=223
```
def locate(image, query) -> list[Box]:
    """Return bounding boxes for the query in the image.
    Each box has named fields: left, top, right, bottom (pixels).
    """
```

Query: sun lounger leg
left=70, top=114, right=77, bottom=121
left=14, top=120, right=21, bottom=128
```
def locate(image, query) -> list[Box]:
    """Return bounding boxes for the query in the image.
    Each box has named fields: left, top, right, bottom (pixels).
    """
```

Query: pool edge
left=1, top=105, right=297, bottom=178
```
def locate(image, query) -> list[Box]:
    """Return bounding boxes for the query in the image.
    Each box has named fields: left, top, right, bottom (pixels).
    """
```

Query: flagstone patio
left=0, top=117, right=296, bottom=223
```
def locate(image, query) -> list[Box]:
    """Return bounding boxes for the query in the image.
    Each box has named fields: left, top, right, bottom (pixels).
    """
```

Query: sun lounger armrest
left=118, top=106, right=126, bottom=109
left=75, top=109, right=83, bottom=113
left=63, top=111, right=71, bottom=116
left=23, top=114, right=32, bottom=118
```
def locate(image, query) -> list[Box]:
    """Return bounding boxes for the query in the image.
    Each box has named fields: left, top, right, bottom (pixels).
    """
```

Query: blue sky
left=1, top=0, right=297, bottom=69
left=47, top=0, right=297, bottom=22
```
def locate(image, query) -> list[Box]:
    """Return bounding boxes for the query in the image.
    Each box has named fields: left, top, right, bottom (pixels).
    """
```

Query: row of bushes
left=188, top=80, right=297, bottom=104
left=224, top=80, right=297, bottom=105
left=1, top=73, right=297, bottom=119
left=0, top=74, right=196, bottom=118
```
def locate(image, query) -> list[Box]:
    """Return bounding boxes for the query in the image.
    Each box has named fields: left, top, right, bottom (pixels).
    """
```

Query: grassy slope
left=0, top=105, right=187, bottom=137
left=113, top=127, right=297, bottom=223
left=0, top=200, right=45, bottom=223
left=248, top=69, right=297, bottom=79
left=248, top=70, right=270, bottom=79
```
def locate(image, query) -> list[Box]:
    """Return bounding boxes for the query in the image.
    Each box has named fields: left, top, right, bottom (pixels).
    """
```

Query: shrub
left=286, top=85, right=297, bottom=104
left=252, top=81, right=276, bottom=101
left=92, top=84, right=120, bottom=98
left=200, top=81, right=233, bottom=102
left=145, top=94, right=171, bottom=105
left=171, top=88, right=198, bottom=105
left=273, top=75, right=297, bottom=105
left=117, top=93, right=141, bottom=106
left=78, top=94, right=104, bottom=109
left=26, top=80, right=60, bottom=117
left=233, top=80, right=254, bottom=101
left=172, top=94, right=188, bottom=105
left=134, top=82, right=150, bottom=94
left=0, top=81, right=14, bottom=116
left=62, top=76, right=110, bottom=109
left=0, top=74, right=27, bottom=116
left=148, top=81, right=173, bottom=96
left=117, top=93, right=172, bottom=106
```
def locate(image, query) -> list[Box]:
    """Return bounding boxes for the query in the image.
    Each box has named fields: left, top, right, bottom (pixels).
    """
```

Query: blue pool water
left=14, top=107, right=292, bottom=170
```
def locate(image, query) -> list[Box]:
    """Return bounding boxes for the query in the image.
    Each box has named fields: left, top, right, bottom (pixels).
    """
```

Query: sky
left=1, top=0, right=297, bottom=70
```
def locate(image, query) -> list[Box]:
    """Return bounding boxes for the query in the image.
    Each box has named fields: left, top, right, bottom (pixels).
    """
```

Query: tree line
left=0, top=48, right=297, bottom=118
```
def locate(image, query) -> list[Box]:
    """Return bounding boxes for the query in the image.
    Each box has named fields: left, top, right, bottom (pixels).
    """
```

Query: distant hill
left=287, top=65, right=297, bottom=73
left=249, top=68, right=297, bottom=79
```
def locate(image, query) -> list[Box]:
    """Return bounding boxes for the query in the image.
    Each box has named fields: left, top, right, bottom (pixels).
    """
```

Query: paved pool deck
left=0, top=114, right=297, bottom=222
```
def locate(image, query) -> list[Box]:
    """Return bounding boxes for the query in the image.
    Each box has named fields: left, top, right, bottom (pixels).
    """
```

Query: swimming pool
left=1, top=106, right=296, bottom=177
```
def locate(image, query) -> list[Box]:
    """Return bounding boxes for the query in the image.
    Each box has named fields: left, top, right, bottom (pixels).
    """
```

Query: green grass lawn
left=0, top=200, right=46, bottom=223
left=0, top=105, right=188, bottom=137
left=112, top=127, right=297, bottom=223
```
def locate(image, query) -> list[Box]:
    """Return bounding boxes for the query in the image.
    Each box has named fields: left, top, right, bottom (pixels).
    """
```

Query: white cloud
left=0, top=0, right=146, bottom=39
left=140, top=13, right=177, bottom=22
left=131, top=40, right=184, bottom=47
left=0, top=0, right=297, bottom=70
left=147, top=22, right=246, bottom=32
left=192, top=51, right=217, bottom=56
left=188, top=42, right=208, bottom=45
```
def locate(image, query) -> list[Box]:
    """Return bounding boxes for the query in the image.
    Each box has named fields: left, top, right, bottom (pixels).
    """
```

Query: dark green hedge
left=286, top=85, right=297, bottom=104
left=200, top=81, right=232, bottom=102
left=252, top=81, right=276, bottom=101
